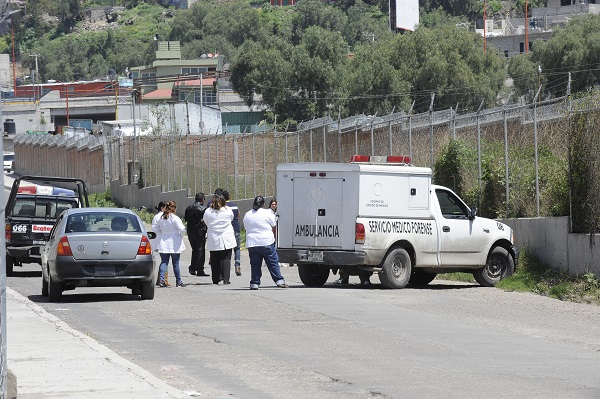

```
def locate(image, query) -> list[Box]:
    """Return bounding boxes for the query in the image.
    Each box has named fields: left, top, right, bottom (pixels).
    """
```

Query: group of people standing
left=151, top=190, right=287, bottom=290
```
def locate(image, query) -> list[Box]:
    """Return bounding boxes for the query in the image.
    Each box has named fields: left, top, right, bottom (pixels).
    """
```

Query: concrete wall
left=502, top=217, right=599, bottom=275
left=109, top=179, right=271, bottom=225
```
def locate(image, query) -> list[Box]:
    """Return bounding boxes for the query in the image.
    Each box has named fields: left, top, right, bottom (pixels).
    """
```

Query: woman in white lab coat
left=152, top=200, right=187, bottom=288
left=203, top=194, right=237, bottom=285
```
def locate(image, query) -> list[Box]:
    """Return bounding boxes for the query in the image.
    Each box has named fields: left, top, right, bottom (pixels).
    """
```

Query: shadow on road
left=27, top=292, right=146, bottom=304
left=9, top=270, right=42, bottom=278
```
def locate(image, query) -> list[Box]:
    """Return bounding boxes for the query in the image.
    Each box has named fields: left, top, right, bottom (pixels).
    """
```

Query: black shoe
left=158, top=280, right=169, bottom=288
left=223, top=280, right=231, bottom=285
left=176, top=281, right=186, bottom=287
left=197, top=272, right=210, bottom=277
left=360, top=280, right=372, bottom=287
left=188, top=266, right=196, bottom=276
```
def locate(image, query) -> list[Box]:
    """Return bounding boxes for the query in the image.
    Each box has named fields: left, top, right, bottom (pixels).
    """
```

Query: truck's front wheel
left=298, top=264, right=329, bottom=287
left=379, top=247, right=412, bottom=289
left=474, top=246, right=515, bottom=287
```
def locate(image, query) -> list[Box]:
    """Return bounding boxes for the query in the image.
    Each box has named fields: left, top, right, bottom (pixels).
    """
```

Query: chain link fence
left=102, top=94, right=578, bottom=221
left=12, top=92, right=600, bottom=225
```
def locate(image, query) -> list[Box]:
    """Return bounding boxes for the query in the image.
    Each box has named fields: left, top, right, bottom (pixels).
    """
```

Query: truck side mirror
left=468, top=207, right=477, bottom=220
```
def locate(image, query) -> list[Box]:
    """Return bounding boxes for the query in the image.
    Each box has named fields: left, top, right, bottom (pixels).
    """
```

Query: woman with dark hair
left=152, top=200, right=187, bottom=287
left=243, top=196, right=287, bottom=290
left=203, top=194, right=237, bottom=285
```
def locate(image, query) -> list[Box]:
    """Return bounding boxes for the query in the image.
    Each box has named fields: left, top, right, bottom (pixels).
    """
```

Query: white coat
left=203, top=206, right=237, bottom=251
left=152, top=213, right=186, bottom=253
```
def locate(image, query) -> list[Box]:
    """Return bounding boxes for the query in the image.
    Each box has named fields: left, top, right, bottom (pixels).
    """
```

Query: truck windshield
left=12, top=198, right=79, bottom=218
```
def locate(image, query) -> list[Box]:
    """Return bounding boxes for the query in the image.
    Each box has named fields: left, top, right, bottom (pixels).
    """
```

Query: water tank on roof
left=4, top=119, right=16, bottom=135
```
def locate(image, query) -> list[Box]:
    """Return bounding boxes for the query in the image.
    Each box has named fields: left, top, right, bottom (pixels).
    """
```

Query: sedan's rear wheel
left=140, top=280, right=155, bottom=300
left=42, top=277, right=49, bottom=297
left=48, top=274, right=63, bottom=302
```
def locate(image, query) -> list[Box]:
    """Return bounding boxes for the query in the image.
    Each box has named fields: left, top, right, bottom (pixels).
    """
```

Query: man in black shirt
left=185, top=192, right=209, bottom=276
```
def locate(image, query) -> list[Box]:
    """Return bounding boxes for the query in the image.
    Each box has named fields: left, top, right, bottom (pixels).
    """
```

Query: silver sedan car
left=41, top=207, right=157, bottom=302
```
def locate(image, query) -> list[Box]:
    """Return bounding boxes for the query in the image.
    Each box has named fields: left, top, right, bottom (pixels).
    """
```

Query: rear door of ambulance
left=276, top=163, right=358, bottom=252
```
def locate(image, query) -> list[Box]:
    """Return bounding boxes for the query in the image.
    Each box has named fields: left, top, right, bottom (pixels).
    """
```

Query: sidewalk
left=6, top=287, right=187, bottom=399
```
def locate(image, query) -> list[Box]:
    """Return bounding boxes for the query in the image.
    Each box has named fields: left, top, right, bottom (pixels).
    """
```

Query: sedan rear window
left=66, top=213, right=142, bottom=233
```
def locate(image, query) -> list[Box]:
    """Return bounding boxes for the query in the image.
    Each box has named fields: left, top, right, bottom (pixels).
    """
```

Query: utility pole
left=483, top=0, right=487, bottom=52
left=525, top=0, right=529, bottom=53
left=29, top=53, right=40, bottom=102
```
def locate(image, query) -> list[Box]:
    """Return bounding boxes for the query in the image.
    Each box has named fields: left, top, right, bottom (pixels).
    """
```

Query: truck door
left=434, top=188, right=484, bottom=266
left=292, top=177, right=344, bottom=249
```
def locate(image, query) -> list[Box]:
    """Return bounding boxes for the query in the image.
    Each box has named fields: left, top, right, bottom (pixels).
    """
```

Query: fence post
left=207, top=135, right=211, bottom=192
left=273, top=117, right=278, bottom=197
left=338, top=116, right=342, bottom=163
left=215, top=131, right=221, bottom=187
left=503, top=106, right=509, bottom=218
left=263, top=131, right=267, bottom=196
left=310, top=127, right=313, bottom=162
left=476, top=100, right=484, bottom=209
left=323, top=123, right=327, bottom=162
left=534, top=85, right=542, bottom=218
left=252, top=133, right=256, bottom=197
left=370, top=121, right=375, bottom=156
left=388, top=120, right=393, bottom=155
left=567, top=73, right=573, bottom=232
left=429, top=93, right=435, bottom=167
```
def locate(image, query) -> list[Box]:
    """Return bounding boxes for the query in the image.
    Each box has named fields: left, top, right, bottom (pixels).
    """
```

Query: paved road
left=7, top=252, right=600, bottom=399
left=4, top=180, right=600, bottom=398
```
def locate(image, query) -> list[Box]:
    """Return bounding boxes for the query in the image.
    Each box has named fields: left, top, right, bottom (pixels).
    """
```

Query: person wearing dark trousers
left=222, top=190, right=242, bottom=276
left=203, top=194, right=237, bottom=285
left=243, top=196, right=287, bottom=290
left=184, top=192, right=209, bottom=277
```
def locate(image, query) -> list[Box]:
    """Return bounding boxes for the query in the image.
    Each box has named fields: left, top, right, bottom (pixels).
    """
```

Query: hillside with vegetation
left=3, top=0, right=582, bottom=122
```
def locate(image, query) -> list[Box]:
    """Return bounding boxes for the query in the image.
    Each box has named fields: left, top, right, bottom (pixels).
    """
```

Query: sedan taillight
left=137, top=235, right=152, bottom=255
left=57, top=236, right=73, bottom=256
left=5, top=223, right=11, bottom=241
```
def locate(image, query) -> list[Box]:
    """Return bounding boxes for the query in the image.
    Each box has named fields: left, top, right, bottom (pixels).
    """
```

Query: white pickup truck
left=276, top=155, right=518, bottom=289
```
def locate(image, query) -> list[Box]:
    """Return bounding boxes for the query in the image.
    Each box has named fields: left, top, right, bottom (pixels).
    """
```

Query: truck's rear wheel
left=298, top=264, right=329, bottom=287
left=379, top=247, right=412, bottom=289
left=409, top=270, right=437, bottom=286
left=48, top=274, right=63, bottom=302
left=6, top=255, right=14, bottom=277
left=474, top=246, right=514, bottom=287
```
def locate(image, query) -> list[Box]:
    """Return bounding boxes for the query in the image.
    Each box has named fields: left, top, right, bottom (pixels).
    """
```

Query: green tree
left=507, top=54, right=538, bottom=102
left=392, top=25, right=506, bottom=113
left=531, top=14, right=600, bottom=98
left=419, top=0, right=480, bottom=19
left=342, top=39, right=410, bottom=116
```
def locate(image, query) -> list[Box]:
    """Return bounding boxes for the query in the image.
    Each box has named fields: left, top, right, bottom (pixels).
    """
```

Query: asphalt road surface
left=4, top=186, right=600, bottom=399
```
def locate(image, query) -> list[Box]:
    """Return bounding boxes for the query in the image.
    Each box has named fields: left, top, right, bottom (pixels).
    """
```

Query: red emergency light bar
left=350, top=155, right=411, bottom=164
